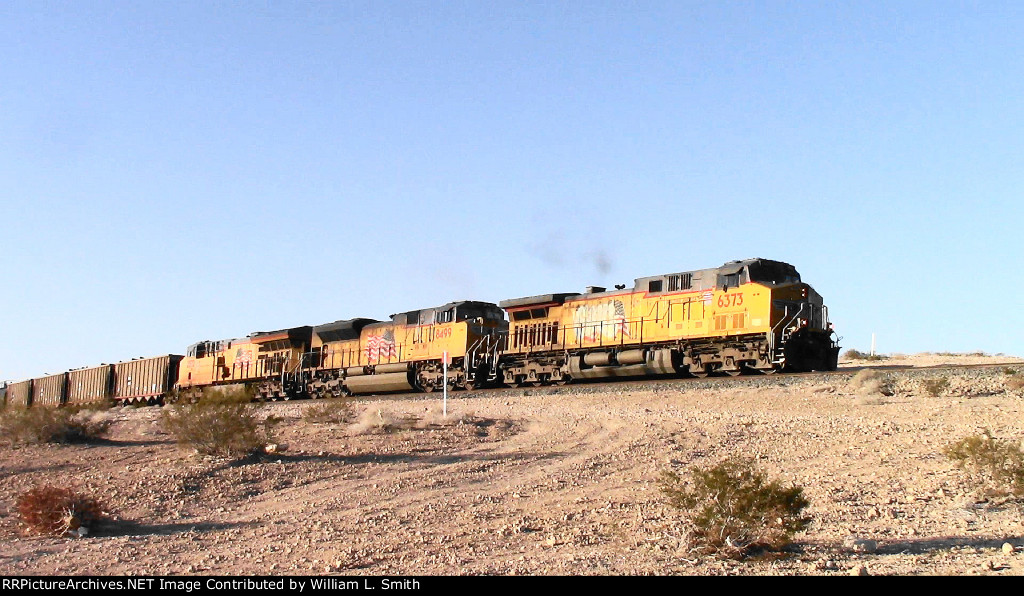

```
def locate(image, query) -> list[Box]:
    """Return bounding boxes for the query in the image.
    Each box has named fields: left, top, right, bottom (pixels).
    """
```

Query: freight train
left=2, top=258, right=839, bottom=407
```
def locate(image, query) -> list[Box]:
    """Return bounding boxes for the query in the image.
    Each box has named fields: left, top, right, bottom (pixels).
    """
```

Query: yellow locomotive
left=176, top=326, right=312, bottom=400
left=496, top=258, right=838, bottom=386
left=299, top=300, right=507, bottom=396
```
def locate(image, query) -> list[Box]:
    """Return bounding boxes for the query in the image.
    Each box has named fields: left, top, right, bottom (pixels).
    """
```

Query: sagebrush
left=17, top=485, right=106, bottom=537
left=161, top=401, right=278, bottom=459
left=303, top=399, right=355, bottom=424
left=922, top=377, right=950, bottom=397
left=847, top=369, right=893, bottom=397
left=659, top=458, right=810, bottom=559
left=944, top=431, right=1024, bottom=499
left=0, top=406, right=111, bottom=445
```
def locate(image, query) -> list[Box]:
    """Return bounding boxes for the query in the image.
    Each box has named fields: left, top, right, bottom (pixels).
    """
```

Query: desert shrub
left=845, top=349, right=889, bottom=361
left=303, top=399, right=355, bottom=424
left=944, top=431, right=1024, bottom=499
left=1006, top=377, right=1024, bottom=391
left=847, top=369, right=893, bottom=396
left=161, top=401, right=277, bottom=459
left=922, top=376, right=950, bottom=397
left=0, top=407, right=111, bottom=446
left=349, top=407, right=419, bottom=434
left=17, top=485, right=106, bottom=537
left=659, top=458, right=810, bottom=559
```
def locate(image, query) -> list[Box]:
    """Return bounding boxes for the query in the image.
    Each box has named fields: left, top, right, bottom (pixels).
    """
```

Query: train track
left=331, top=360, right=1024, bottom=405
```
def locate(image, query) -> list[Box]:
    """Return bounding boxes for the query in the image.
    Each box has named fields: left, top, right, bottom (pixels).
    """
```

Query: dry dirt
left=2, top=354, right=1024, bottom=576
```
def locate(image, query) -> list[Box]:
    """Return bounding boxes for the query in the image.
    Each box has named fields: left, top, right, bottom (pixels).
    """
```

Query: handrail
left=769, top=302, right=806, bottom=354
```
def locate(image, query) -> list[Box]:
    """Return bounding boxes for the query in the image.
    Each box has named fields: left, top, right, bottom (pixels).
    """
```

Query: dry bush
left=349, top=407, right=419, bottom=434
left=161, top=401, right=277, bottom=459
left=17, top=485, right=106, bottom=537
left=847, top=369, right=892, bottom=397
left=1006, top=377, right=1024, bottom=391
left=416, top=405, right=467, bottom=428
left=659, top=458, right=810, bottom=559
left=303, top=399, right=355, bottom=424
left=0, top=406, right=111, bottom=446
left=844, top=349, right=889, bottom=361
left=922, top=376, right=950, bottom=397
left=944, top=431, right=1024, bottom=500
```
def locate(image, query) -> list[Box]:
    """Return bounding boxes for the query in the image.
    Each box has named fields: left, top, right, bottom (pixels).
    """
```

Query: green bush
left=161, top=401, right=277, bottom=459
left=0, top=407, right=111, bottom=446
left=944, top=432, right=1024, bottom=499
left=659, top=458, right=810, bottom=559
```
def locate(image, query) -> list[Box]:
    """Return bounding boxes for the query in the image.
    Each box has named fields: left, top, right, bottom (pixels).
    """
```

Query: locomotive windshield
left=457, top=304, right=505, bottom=322
left=747, top=261, right=801, bottom=285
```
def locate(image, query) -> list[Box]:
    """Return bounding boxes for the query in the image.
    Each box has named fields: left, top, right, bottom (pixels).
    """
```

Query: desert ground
left=2, top=353, right=1023, bottom=576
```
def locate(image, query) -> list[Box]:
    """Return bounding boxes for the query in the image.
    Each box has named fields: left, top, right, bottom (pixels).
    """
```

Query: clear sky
left=2, top=1, right=1022, bottom=381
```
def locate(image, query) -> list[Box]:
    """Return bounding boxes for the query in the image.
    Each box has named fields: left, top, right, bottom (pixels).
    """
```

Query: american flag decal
left=575, top=299, right=631, bottom=342
left=614, top=300, right=630, bottom=338
left=702, top=291, right=713, bottom=305
left=365, top=330, right=397, bottom=362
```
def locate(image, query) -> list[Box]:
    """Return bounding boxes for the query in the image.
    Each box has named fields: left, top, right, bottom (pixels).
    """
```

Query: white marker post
left=442, top=350, right=449, bottom=418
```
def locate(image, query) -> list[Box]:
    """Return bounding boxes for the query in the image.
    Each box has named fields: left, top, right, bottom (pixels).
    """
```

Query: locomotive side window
left=512, top=307, right=549, bottom=321
left=648, top=280, right=663, bottom=293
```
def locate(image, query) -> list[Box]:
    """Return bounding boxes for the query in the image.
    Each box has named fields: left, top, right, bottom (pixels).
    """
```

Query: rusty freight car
left=113, top=355, right=183, bottom=405
left=67, top=364, right=115, bottom=405
left=6, top=379, right=33, bottom=408
left=31, top=372, right=68, bottom=407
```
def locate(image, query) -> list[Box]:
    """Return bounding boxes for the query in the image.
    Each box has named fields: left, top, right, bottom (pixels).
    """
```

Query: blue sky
left=2, top=1, right=1022, bottom=381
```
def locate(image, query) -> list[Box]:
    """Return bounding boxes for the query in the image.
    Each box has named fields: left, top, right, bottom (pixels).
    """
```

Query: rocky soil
left=2, top=354, right=1023, bottom=576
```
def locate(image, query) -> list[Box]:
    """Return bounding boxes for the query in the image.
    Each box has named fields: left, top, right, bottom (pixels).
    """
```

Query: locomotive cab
left=739, top=259, right=839, bottom=372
